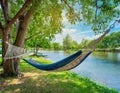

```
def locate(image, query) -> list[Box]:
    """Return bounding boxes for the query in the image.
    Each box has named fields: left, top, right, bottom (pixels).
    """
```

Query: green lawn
left=0, top=57, right=119, bottom=93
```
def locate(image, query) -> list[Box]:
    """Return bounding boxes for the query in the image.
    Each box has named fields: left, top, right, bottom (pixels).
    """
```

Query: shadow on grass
left=1, top=72, right=118, bottom=93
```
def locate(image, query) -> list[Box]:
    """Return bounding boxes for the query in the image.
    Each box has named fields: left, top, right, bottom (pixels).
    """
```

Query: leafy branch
left=62, top=0, right=72, bottom=10
left=25, top=31, right=42, bottom=41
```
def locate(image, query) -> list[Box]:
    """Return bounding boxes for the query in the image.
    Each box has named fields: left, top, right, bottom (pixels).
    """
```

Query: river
left=39, top=50, right=120, bottom=91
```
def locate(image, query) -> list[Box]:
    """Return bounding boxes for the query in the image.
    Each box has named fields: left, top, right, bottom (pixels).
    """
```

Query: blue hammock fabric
left=23, top=50, right=91, bottom=71
left=67, top=52, right=91, bottom=70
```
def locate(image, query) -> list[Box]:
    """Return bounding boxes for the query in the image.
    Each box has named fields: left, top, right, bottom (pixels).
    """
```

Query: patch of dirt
left=0, top=72, right=48, bottom=91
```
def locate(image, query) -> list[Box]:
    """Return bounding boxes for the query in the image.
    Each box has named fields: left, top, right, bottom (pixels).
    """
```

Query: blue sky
left=53, top=12, right=120, bottom=45
left=53, top=17, right=120, bottom=45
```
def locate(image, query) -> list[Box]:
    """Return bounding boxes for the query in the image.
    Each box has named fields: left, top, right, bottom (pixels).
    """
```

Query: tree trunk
left=3, top=59, right=20, bottom=76
left=34, top=46, right=39, bottom=56
left=1, top=0, right=40, bottom=77
left=2, top=29, right=21, bottom=77
left=2, top=11, right=33, bottom=77
left=36, top=47, right=39, bottom=55
left=2, top=29, right=27, bottom=77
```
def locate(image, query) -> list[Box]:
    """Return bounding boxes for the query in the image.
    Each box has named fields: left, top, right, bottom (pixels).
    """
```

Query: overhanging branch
left=25, top=31, right=42, bottom=41
left=62, top=0, right=72, bottom=10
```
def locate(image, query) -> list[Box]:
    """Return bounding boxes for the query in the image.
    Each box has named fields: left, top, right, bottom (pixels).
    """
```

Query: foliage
left=78, top=39, right=91, bottom=49
left=53, top=31, right=120, bottom=50
left=63, top=34, right=73, bottom=50
left=26, top=0, right=64, bottom=45
left=70, top=40, right=79, bottom=49
left=26, top=35, right=51, bottom=55
left=1, top=0, right=120, bottom=42
left=50, top=42, right=62, bottom=50
left=98, top=31, right=120, bottom=48
left=9, top=0, right=120, bottom=46
left=26, top=35, right=50, bottom=49
left=79, top=0, right=120, bottom=33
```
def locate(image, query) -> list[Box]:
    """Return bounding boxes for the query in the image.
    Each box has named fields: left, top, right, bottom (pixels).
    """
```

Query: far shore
left=95, top=48, right=120, bottom=52
left=38, top=48, right=120, bottom=53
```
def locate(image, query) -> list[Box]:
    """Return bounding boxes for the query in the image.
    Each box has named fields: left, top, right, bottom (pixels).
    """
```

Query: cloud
left=54, top=28, right=77, bottom=44
left=62, top=28, right=77, bottom=33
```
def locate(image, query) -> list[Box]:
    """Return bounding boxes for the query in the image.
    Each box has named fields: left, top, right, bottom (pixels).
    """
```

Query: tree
left=98, top=31, right=120, bottom=48
left=78, top=39, right=91, bottom=49
left=70, top=40, right=79, bottom=50
left=0, top=0, right=80, bottom=77
left=26, top=35, right=51, bottom=55
left=0, top=0, right=119, bottom=77
left=50, top=42, right=62, bottom=50
left=63, top=34, right=72, bottom=50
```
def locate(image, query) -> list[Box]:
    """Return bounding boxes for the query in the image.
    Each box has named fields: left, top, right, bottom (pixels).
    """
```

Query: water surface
left=40, top=50, right=120, bottom=91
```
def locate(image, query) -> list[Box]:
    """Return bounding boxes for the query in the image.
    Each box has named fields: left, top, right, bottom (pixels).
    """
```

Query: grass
left=0, top=56, right=119, bottom=93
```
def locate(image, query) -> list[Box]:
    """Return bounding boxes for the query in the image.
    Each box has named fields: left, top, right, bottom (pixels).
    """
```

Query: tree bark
left=2, top=10, right=33, bottom=77
left=1, top=27, right=20, bottom=76
left=34, top=46, right=39, bottom=56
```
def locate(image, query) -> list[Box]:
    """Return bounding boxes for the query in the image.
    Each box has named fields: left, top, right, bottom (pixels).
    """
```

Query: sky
left=53, top=17, right=120, bottom=45
left=53, top=5, right=120, bottom=45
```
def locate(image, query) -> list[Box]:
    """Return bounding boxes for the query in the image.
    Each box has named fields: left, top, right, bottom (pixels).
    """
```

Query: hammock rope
left=3, top=43, right=26, bottom=60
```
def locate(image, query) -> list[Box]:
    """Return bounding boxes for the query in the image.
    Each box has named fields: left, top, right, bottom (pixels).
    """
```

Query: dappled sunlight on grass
left=1, top=71, right=118, bottom=93
left=0, top=57, right=118, bottom=93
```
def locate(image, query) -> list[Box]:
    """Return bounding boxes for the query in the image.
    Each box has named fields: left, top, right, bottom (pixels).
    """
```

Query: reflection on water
left=92, top=52, right=120, bottom=64
left=40, top=50, right=120, bottom=92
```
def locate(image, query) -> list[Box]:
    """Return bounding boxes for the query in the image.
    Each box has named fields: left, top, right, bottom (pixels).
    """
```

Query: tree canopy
left=1, top=0, right=119, bottom=40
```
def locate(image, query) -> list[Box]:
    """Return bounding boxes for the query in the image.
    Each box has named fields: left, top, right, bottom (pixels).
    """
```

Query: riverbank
left=0, top=56, right=118, bottom=93
left=45, top=48, right=120, bottom=54
left=95, top=48, right=120, bottom=52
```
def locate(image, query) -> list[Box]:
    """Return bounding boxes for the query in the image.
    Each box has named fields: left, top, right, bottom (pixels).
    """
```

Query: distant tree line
left=98, top=31, right=120, bottom=49
left=46, top=34, right=91, bottom=50
left=26, top=31, right=120, bottom=51
left=50, top=31, right=120, bottom=50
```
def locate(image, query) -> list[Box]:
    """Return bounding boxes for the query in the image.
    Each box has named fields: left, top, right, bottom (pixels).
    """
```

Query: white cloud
left=62, top=28, right=77, bottom=33
left=54, top=28, right=77, bottom=44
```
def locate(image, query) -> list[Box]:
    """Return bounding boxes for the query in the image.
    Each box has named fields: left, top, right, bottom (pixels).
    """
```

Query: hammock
left=23, top=18, right=120, bottom=71
left=23, top=51, right=91, bottom=71
left=23, top=28, right=109, bottom=71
